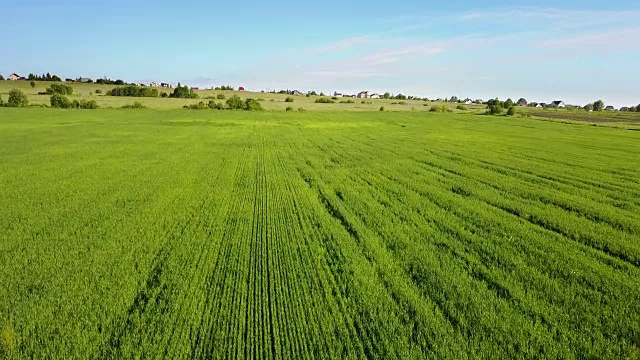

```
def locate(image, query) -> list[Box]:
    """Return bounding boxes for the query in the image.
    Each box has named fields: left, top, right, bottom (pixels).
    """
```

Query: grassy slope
left=1, top=108, right=639, bottom=359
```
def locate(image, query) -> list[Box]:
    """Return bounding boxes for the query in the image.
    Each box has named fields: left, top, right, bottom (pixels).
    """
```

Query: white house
left=605, top=106, right=615, bottom=111
left=464, top=100, right=473, bottom=105
left=550, top=100, right=565, bottom=108
left=9, top=73, right=21, bottom=81
left=357, top=91, right=369, bottom=99
left=150, top=82, right=159, bottom=87
left=369, top=93, right=380, bottom=99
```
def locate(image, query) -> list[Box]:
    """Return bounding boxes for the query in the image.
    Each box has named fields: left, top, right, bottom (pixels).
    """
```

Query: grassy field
left=1, top=107, right=639, bottom=359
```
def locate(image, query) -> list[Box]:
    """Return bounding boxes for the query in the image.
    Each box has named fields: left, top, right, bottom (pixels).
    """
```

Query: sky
left=1, top=0, right=639, bottom=106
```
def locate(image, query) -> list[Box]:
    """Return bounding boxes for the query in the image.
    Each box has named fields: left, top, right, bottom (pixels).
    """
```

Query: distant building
left=464, top=99, right=473, bottom=105
left=77, top=77, right=93, bottom=83
left=9, top=73, right=21, bottom=81
left=357, top=91, right=369, bottom=99
left=150, top=82, right=158, bottom=87
left=369, top=93, right=380, bottom=99
left=620, top=107, right=630, bottom=111
left=550, top=100, right=565, bottom=108
left=161, top=83, right=171, bottom=87
left=605, top=106, right=615, bottom=111
left=238, top=86, right=245, bottom=91
left=518, top=99, right=528, bottom=106
left=292, top=90, right=302, bottom=96
left=191, top=87, right=199, bottom=91
left=65, top=78, right=75, bottom=83
left=334, top=91, right=343, bottom=97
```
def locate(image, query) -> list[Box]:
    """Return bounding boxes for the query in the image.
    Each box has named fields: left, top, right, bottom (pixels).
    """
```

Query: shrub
left=169, top=84, right=198, bottom=99
left=0, top=95, right=3, bottom=106
left=95, top=89, right=102, bottom=94
left=244, top=98, right=263, bottom=111
left=257, top=98, right=265, bottom=101
left=315, top=97, right=335, bottom=104
left=226, top=95, right=245, bottom=110
left=185, top=101, right=208, bottom=110
left=46, top=83, right=74, bottom=95
left=51, top=94, right=98, bottom=109
left=507, top=106, right=516, bottom=116
left=285, top=96, right=294, bottom=103
left=208, top=101, right=225, bottom=110
left=109, top=85, right=158, bottom=97
left=161, top=92, right=168, bottom=98
left=331, top=97, right=338, bottom=100
left=456, top=104, right=467, bottom=110
left=380, top=106, right=385, bottom=111
left=487, top=105, right=503, bottom=115
left=340, top=99, right=355, bottom=104
left=298, top=108, right=306, bottom=112
left=50, top=93, right=72, bottom=108
left=121, top=101, right=146, bottom=109
left=216, top=93, right=226, bottom=100
left=30, top=81, right=36, bottom=88
left=430, top=105, right=450, bottom=113
left=7, top=89, right=29, bottom=107
left=286, top=106, right=294, bottom=112
left=398, top=101, right=406, bottom=105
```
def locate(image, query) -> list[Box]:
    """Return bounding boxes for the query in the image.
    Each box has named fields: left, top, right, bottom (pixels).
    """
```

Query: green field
left=1, top=108, right=640, bottom=359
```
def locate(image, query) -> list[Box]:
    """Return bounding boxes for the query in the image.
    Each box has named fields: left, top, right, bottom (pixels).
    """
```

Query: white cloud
left=536, top=28, right=640, bottom=47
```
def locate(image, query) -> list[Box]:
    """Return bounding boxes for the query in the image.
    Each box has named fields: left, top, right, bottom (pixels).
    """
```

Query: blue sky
left=2, top=0, right=639, bottom=106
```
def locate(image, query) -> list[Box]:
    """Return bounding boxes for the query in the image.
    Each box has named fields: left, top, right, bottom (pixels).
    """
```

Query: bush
left=169, top=84, right=198, bottom=99
left=30, top=81, right=36, bottom=88
left=161, top=92, right=168, bottom=98
left=257, top=98, right=265, bottom=101
left=331, top=97, right=338, bottom=100
left=286, top=106, right=294, bottom=112
left=226, top=95, right=245, bottom=110
left=121, top=101, right=146, bottom=109
left=340, top=99, right=355, bottom=104
left=216, top=93, right=226, bottom=100
left=95, top=89, right=102, bottom=94
left=315, top=97, right=335, bottom=104
left=429, top=105, right=449, bottom=113
left=507, top=106, right=516, bottom=116
left=184, top=101, right=208, bottom=110
left=7, top=89, right=29, bottom=107
left=244, top=98, right=263, bottom=111
left=380, top=106, right=385, bottom=111
left=285, top=96, right=294, bottom=103
left=50, top=94, right=98, bottom=109
left=456, top=104, right=467, bottom=110
left=109, top=85, right=158, bottom=97
left=208, top=101, right=225, bottom=110
left=487, top=105, right=503, bottom=115
left=398, top=101, right=406, bottom=105
left=50, top=93, right=72, bottom=108
left=46, top=83, right=74, bottom=95
left=298, top=108, right=306, bottom=112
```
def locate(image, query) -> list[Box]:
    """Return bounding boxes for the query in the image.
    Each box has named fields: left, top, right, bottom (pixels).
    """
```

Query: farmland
left=1, top=108, right=640, bottom=359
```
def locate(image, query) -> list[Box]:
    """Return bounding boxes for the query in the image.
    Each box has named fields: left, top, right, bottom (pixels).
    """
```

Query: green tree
left=244, top=98, right=263, bottom=111
left=383, top=92, right=391, bottom=99
left=7, top=89, right=29, bottom=107
left=507, top=106, right=516, bottom=116
left=0, top=95, right=4, bottom=106
left=50, top=94, right=72, bottom=108
left=505, top=98, right=514, bottom=108
left=593, top=100, right=604, bottom=112
left=583, top=103, right=594, bottom=111
left=30, top=81, right=36, bottom=88
left=636, top=104, right=640, bottom=112
left=0, top=74, right=5, bottom=80
left=226, top=95, right=245, bottom=110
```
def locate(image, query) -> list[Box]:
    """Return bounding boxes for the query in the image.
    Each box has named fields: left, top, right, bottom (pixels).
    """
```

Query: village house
left=161, top=83, right=171, bottom=87
left=464, top=99, right=473, bottom=105
left=292, top=90, right=302, bottom=96
left=605, top=106, right=615, bottom=111
left=357, top=91, right=369, bottom=99
left=9, top=73, right=22, bottom=81
left=150, top=82, right=158, bottom=87
left=369, top=93, right=380, bottom=99
left=77, top=77, right=93, bottom=83
left=620, top=107, right=630, bottom=111
left=518, top=99, right=528, bottom=106
left=550, top=100, right=565, bottom=108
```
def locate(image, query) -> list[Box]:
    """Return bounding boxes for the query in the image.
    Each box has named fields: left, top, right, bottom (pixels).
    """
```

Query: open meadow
left=1, top=106, right=639, bottom=359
